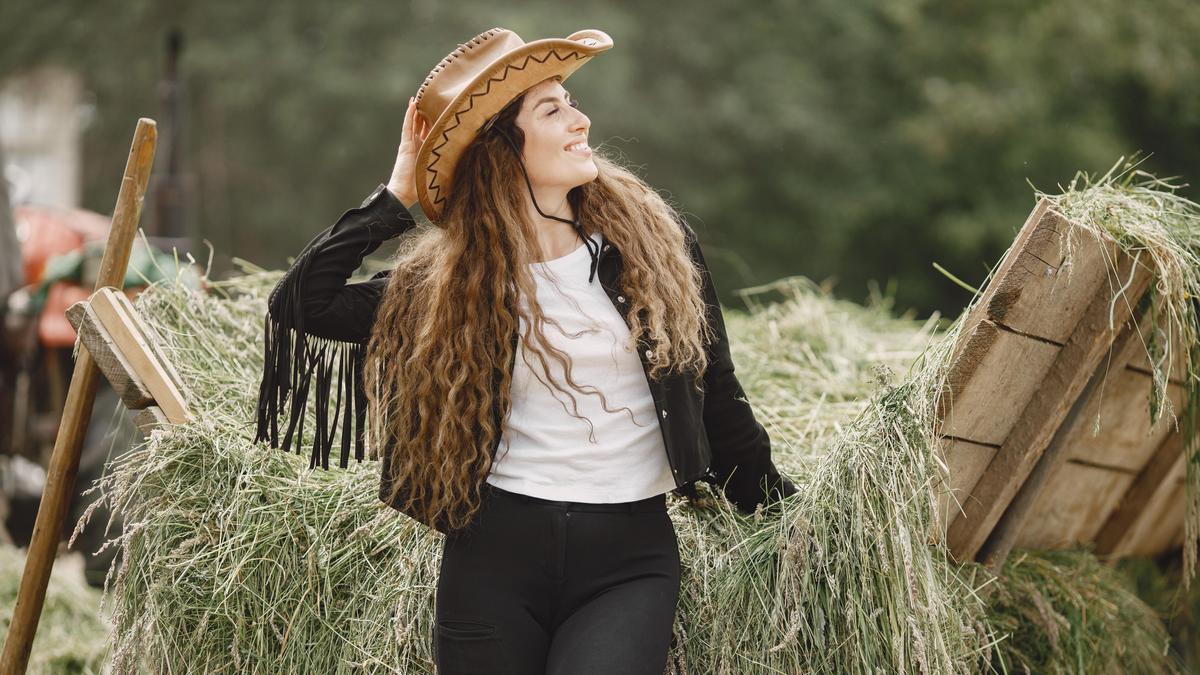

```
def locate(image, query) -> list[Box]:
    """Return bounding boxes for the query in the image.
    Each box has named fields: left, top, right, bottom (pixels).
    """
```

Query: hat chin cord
left=493, top=126, right=599, bottom=283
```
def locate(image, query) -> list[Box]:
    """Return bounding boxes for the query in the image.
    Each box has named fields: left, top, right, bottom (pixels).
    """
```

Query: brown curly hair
left=365, top=78, right=716, bottom=532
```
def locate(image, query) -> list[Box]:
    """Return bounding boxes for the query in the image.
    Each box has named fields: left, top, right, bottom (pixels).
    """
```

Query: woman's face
left=514, top=77, right=596, bottom=190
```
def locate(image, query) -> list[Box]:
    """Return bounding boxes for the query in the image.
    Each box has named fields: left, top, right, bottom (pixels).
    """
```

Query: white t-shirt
left=486, top=231, right=678, bottom=502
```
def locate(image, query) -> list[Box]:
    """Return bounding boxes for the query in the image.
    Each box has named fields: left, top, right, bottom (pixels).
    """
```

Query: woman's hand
left=387, top=96, right=430, bottom=209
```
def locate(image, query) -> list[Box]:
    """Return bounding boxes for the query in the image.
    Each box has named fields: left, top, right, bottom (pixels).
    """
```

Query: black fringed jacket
left=254, top=183, right=797, bottom=534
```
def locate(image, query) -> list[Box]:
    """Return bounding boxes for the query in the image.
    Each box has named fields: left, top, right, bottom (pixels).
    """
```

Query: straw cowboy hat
left=412, top=27, right=614, bottom=223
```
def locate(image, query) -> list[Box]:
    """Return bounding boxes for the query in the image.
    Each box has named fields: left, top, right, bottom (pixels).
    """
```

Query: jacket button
left=617, top=295, right=625, bottom=303
left=644, top=349, right=652, bottom=359
left=661, top=409, right=668, bottom=419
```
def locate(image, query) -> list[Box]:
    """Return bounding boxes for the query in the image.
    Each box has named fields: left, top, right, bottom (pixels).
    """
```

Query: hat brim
left=416, top=32, right=612, bottom=223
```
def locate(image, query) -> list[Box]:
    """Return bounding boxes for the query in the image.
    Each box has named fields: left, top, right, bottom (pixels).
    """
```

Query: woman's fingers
left=402, top=97, right=415, bottom=146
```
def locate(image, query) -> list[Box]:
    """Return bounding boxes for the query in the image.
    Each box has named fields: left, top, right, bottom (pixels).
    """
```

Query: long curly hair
left=365, top=78, right=716, bottom=533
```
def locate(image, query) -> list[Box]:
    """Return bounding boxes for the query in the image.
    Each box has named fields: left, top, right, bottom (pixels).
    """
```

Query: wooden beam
left=1094, top=432, right=1185, bottom=556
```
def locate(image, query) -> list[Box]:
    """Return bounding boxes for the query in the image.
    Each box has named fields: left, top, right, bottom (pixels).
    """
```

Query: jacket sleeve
left=681, top=220, right=798, bottom=515
left=254, top=184, right=418, bottom=470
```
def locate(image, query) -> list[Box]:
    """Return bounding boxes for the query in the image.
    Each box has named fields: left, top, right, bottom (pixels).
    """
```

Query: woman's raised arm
left=278, top=95, right=430, bottom=342
left=255, top=96, right=432, bottom=468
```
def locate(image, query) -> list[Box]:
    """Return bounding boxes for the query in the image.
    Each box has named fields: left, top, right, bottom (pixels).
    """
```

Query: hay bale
left=81, top=159, right=1199, bottom=673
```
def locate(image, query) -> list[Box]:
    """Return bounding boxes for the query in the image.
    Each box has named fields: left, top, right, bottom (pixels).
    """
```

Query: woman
left=255, top=27, right=796, bottom=675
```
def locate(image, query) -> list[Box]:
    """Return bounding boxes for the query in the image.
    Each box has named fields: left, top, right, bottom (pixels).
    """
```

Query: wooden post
left=0, top=119, right=156, bottom=675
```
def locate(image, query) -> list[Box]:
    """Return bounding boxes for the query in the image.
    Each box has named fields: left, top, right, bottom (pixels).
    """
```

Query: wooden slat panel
left=89, top=288, right=191, bottom=424
left=974, top=301, right=1150, bottom=571
left=1016, top=462, right=1134, bottom=549
left=945, top=238, right=1153, bottom=560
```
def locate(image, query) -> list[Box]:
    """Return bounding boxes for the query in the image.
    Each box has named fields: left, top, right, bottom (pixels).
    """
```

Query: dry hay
left=79, top=159, right=1199, bottom=673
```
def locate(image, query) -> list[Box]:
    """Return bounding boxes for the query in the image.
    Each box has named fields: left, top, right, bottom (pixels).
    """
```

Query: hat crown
left=415, top=28, right=525, bottom=122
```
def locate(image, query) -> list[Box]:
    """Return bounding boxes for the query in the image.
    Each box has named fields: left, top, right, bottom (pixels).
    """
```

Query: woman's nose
left=571, top=110, right=590, bottom=133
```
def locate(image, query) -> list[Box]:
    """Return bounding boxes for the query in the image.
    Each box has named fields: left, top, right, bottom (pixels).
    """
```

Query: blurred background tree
left=1, top=0, right=1196, bottom=318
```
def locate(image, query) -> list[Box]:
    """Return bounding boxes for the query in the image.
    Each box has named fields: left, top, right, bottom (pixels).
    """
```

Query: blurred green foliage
left=1, top=0, right=1197, bottom=317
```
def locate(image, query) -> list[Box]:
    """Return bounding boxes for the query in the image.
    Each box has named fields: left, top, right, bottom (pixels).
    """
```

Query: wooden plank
left=65, top=301, right=154, bottom=410
left=1124, top=327, right=1189, bottom=385
left=1016, top=461, right=1135, bottom=549
left=110, top=290, right=189, bottom=397
left=936, top=321, right=1060, bottom=446
left=1120, top=475, right=1186, bottom=557
left=945, top=240, right=1154, bottom=561
left=1094, top=432, right=1185, bottom=556
left=1065, top=372, right=1184, bottom=472
left=88, top=288, right=190, bottom=424
left=983, top=207, right=1117, bottom=344
left=932, top=437, right=997, bottom=542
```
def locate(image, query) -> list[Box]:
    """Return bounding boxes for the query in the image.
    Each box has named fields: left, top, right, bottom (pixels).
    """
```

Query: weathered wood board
left=932, top=197, right=1192, bottom=565
left=66, top=287, right=191, bottom=433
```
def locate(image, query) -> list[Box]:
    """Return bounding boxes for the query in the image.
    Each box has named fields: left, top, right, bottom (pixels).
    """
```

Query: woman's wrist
left=386, top=183, right=417, bottom=211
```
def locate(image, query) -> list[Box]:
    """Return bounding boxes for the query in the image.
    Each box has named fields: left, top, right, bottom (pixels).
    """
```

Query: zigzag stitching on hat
left=424, top=47, right=586, bottom=211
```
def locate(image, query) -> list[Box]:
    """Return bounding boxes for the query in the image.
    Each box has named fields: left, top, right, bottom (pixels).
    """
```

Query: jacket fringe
left=254, top=241, right=369, bottom=470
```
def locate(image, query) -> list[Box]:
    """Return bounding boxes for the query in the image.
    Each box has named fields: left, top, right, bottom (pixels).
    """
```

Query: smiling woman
left=255, top=25, right=796, bottom=675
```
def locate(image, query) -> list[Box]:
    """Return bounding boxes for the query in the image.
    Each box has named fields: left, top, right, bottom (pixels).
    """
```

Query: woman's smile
left=565, top=139, right=592, bottom=156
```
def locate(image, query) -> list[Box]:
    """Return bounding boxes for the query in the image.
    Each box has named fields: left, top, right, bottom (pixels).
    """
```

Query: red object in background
left=37, top=282, right=91, bottom=348
left=14, top=204, right=110, bottom=286
left=35, top=283, right=141, bottom=349
left=13, top=204, right=126, bottom=349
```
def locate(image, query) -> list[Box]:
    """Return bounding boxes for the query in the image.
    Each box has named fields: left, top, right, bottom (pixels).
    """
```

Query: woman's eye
left=548, top=98, right=580, bottom=116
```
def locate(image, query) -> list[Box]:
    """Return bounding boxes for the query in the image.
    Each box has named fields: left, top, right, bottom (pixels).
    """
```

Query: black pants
left=433, top=482, right=681, bottom=675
